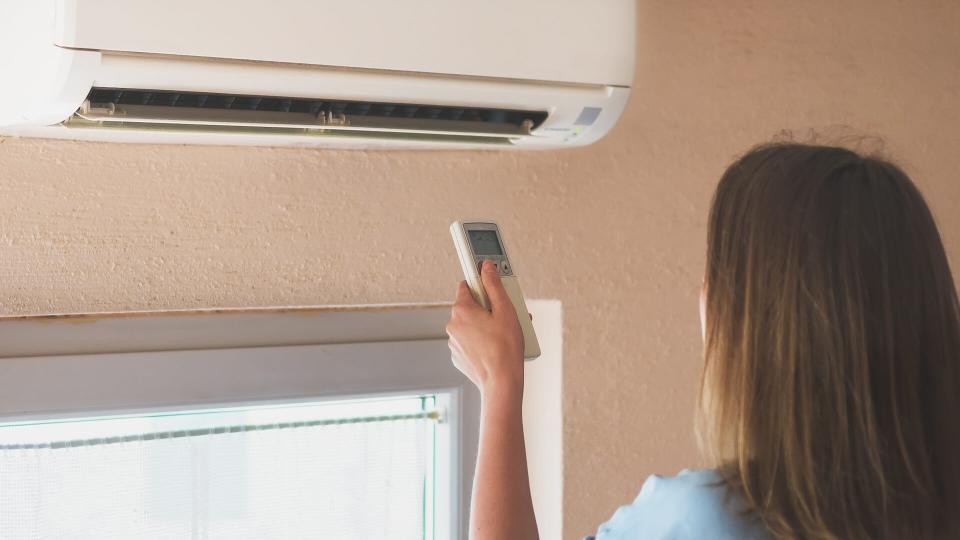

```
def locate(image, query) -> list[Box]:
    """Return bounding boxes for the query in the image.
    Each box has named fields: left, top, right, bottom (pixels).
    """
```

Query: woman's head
left=699, top=143, right=960, bottom=539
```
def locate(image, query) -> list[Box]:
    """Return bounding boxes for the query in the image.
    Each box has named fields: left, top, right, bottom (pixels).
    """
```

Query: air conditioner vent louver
left=85, top=89, right=548, bottom=128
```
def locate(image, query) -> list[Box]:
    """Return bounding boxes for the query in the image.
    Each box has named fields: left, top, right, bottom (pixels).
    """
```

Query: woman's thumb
left=479, top=260, right=511, bottom=312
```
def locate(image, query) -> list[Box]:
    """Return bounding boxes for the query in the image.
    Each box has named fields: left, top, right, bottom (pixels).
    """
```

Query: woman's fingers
left=454, top=281, right=477, bottom=307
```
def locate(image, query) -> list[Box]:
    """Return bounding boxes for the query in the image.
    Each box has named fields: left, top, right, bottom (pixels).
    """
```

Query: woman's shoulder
left=587, top=468, right=771, bottom=540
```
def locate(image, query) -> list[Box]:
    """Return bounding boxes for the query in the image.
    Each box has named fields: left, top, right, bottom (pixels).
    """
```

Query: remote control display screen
left=468, top=230, right=503, bottom=256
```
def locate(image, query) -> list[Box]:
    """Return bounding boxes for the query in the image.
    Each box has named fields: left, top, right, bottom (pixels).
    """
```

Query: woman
left=445, top=143, right=960, bottom=539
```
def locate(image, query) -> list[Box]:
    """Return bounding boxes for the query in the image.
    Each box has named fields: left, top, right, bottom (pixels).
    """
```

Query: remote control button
left=500, top=261, right=512, bottom=275
left=477, top=260, right=499, bottom=273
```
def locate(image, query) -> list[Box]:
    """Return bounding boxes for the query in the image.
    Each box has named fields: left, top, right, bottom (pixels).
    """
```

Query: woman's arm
left=472, top=378, right=538, bottom=540
left=446, top=260, right=539, bottom=540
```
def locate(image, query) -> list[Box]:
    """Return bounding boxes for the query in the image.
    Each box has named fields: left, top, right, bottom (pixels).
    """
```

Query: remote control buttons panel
left=474, top=256, right=512, bottom=276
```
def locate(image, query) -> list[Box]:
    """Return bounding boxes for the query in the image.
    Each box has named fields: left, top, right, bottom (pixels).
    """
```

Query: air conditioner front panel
left=1, top=1, right=633, bottom=148
left=56, top=0, right=635, bottom=87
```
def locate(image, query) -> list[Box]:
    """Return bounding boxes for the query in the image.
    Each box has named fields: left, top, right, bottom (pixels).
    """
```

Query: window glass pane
left=0, top=395, right=440, bottom=539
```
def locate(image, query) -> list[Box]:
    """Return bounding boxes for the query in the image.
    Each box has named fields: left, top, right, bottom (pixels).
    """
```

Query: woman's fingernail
left=484, top=260, right=494, bottom=272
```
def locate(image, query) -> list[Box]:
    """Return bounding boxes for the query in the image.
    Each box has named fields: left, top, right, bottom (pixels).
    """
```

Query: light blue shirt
left=586, top=469, right=772, bottom=540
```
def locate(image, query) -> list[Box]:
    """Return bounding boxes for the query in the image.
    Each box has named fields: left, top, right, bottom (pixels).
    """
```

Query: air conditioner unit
left=0, top=0, right=634, bottom=150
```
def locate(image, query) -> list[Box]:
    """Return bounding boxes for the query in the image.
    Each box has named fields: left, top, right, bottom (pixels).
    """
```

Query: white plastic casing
left=450, top=221, right=541, bottom=360
left=0, top=0, right=98, bottom=128
left=0, top=0, right=634, bottom=149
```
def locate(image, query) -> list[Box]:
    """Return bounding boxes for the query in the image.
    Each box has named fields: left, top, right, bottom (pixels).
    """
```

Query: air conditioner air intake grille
left=85, top=89, right=548, bottom=129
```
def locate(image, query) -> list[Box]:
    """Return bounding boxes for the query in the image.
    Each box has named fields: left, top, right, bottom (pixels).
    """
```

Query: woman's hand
left=446, top=260, right=525, bottom=395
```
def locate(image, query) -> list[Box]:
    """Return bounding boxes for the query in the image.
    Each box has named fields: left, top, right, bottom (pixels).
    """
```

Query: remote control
left=450, top=220, right=541, bottom=360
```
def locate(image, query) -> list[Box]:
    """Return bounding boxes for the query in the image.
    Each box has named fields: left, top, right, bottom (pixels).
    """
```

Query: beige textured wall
left=2, top=1, right=959, bottom=537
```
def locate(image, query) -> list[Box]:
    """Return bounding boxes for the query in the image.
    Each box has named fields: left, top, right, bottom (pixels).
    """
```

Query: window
left=1, top=395, right=442, bottom=539
left=0, top=306, right=480, bottom=540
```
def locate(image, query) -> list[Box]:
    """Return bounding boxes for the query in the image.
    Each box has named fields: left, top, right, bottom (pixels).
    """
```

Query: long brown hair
left=700, top=143, right=960, bottom=539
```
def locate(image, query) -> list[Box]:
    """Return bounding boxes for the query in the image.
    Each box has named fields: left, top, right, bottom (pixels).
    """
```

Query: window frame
left=0, top=305, right=478, bottom=540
